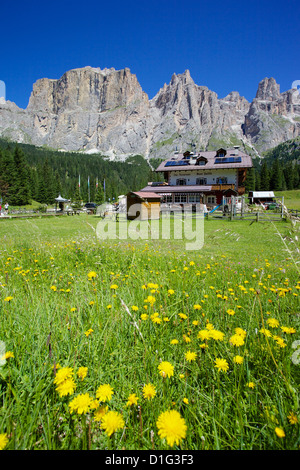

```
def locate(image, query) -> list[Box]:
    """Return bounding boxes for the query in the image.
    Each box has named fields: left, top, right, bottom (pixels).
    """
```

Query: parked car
left=84, top=202, right=97, bottom=213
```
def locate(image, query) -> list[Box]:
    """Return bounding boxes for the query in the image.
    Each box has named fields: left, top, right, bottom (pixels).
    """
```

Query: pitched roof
left=156, top=148, right=252, bottom=172
left=128, top=191, right=161, bottom=199
left=139, top=185, right=212, bottom=193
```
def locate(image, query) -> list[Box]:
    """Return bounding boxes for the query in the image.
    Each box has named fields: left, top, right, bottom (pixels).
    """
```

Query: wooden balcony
left=211, top=184, right=236, bottom=191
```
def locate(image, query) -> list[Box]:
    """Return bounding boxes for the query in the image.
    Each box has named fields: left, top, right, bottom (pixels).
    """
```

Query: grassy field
left=0, top=214, right=299, bottom=450
left=275, top=190, right=300, bottom=210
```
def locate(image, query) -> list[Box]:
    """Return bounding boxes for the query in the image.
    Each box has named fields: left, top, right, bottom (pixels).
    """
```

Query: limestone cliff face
left=0, top=67, right=299, bottom=158
left=243, top=77, right=300, bottom=151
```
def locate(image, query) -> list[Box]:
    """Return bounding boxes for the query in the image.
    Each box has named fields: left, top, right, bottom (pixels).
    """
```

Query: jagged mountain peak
left=0, top=67, right=299, bottom=157
left=255, top=77, right=281, bottom=101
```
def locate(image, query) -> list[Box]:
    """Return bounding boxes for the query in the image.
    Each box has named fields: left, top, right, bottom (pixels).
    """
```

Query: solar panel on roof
left=215, top=157, right=242, bottom=164
left=164, top=160, right=189, bottom=167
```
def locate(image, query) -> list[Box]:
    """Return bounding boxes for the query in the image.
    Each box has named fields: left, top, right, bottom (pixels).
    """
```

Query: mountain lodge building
left=139, top=146, right=253, bottom=208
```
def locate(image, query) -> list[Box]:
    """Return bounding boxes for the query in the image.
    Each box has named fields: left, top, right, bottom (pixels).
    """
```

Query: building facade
left=140, top=147, right=252, bottom=208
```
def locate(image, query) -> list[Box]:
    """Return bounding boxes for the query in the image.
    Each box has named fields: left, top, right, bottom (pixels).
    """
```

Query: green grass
left=275, top=190, right=300, bottom=210
left=0, top=215, right=299, bottom=450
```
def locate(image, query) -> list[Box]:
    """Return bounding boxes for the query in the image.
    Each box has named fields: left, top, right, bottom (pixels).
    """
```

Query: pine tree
left=270, top=159, right=282, bottom=191
left=244, top=167, right=256, bottom=192
left=10, top=146, right=31, bottom=205
left=95, top=186, right=104, bottom=205
left=260, top=160, right=270, bottom=190
left=0, top=149, right=15, bottom=203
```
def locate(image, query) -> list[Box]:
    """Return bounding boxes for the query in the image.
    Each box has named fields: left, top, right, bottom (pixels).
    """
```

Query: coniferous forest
left=0, top=137, right=299, bottom=206
left=0, top=139, right=161, bottom=206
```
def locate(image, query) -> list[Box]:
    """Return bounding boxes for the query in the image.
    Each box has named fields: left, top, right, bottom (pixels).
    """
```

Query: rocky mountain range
left=0, top=66, right=299, bottom=159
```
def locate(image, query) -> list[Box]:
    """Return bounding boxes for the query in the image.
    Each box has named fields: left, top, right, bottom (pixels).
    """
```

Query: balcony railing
left=211, top=184, right=235, bottom=191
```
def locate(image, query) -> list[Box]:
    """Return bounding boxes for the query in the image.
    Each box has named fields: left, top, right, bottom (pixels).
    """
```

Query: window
left=189, top=194, right=201, bottom=203
left=216, top=177, right=227, bottom=184
left=207, top=196, right=216, bottom=204
left=174, top=194, right=187, bottom=203
left=196, top=157, right=208, bottom=166
left=196, top=177, right=207, bottom=185
left=161, top=195, right=172, bottom=203
left=176, top=178, right=186, bottom=186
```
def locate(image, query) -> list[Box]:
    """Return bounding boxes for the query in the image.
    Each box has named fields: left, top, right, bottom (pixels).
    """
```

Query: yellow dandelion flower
left=56, top=378, right=76, bottom=397
left=131, top=305, right=139, bottom=311
left=126, top=393, right=139, bottom=406
left=77, top=367, right=88, bottom=381
left=101, top=410, right=125, bottom=437
left=54, top=367, right=73, bottom=386
left=275, top=427, right=285, bottom=438
left=214, top=358, right=229, bottom=373
left=185, top=350, right=197, bottom=362
left=267, top=318, right=279, bottom=328
left=226, top=309, right=235, bottom=316
left=182, top=334, right=191, bottom=343
left=110, top=284, right=118, bottom=290
left=0, top=433, right=9, bottom=450
left=170, top=339, right=179, bottom=345
left=233, top=355, right=243, bottom=364
left=2, top=351, right=14, bottom=360
left=287, top=412, right=298, bottom=425
left=140, top=313, right=148, bottom=320
left=229, top=334, right=245, bottom=347
left=93, top=405, right=108, bottom=422
left=69, top=393, right=94, bottom=414
left=142, top=383, right=156, bottom=400
left=96, top=384, right=114, bottom=402
left=152, top=316, right=162, bottom=324
left=247, top=382, right=255, bottom=389
left=259, top=328, right=272, bottom=337
left=209, top=329, right=225, bottom=341
left=178, top=313, right=187, bottom=320
left=4, top=296, right=13, bottom=302
left=84, top=328, right=94, bottom=337
left=197, top=330, right=210, bottom=341
left=235, top=327, right=247, bottom=338
left=87, top=271, right=97, bottom=280
left=156, top=410, right=187, bottom=447
left=158, top=361, right=174, bottom=378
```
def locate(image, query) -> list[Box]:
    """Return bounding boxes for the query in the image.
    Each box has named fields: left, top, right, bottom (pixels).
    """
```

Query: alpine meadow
left=0, top=213, right=299, bottom=450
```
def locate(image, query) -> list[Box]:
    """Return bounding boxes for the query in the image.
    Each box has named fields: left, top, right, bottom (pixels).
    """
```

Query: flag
left=96, top=177, right=98, bottom=189
left=88, top=176, right=90, bottom=188
left=78, top=175, right=80, bottom=188
left=103, top=179, right=105, bottom=191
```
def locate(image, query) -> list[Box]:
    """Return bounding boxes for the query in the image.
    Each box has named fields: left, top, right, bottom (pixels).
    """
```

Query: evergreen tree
left=244, top=167, right=256, bottom=192
left=269, top=158, right=282, bottom=191
left=260, top=160, right=270, bottom=190
left=95, top=186, right=104, bottom=205
left=10, top=147, right=31, bottom=205
left=0, top=149, right=15, bottom=203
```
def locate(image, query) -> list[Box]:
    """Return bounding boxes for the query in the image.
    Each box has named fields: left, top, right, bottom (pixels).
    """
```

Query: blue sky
left=1, top=0, right=299, bottom=108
